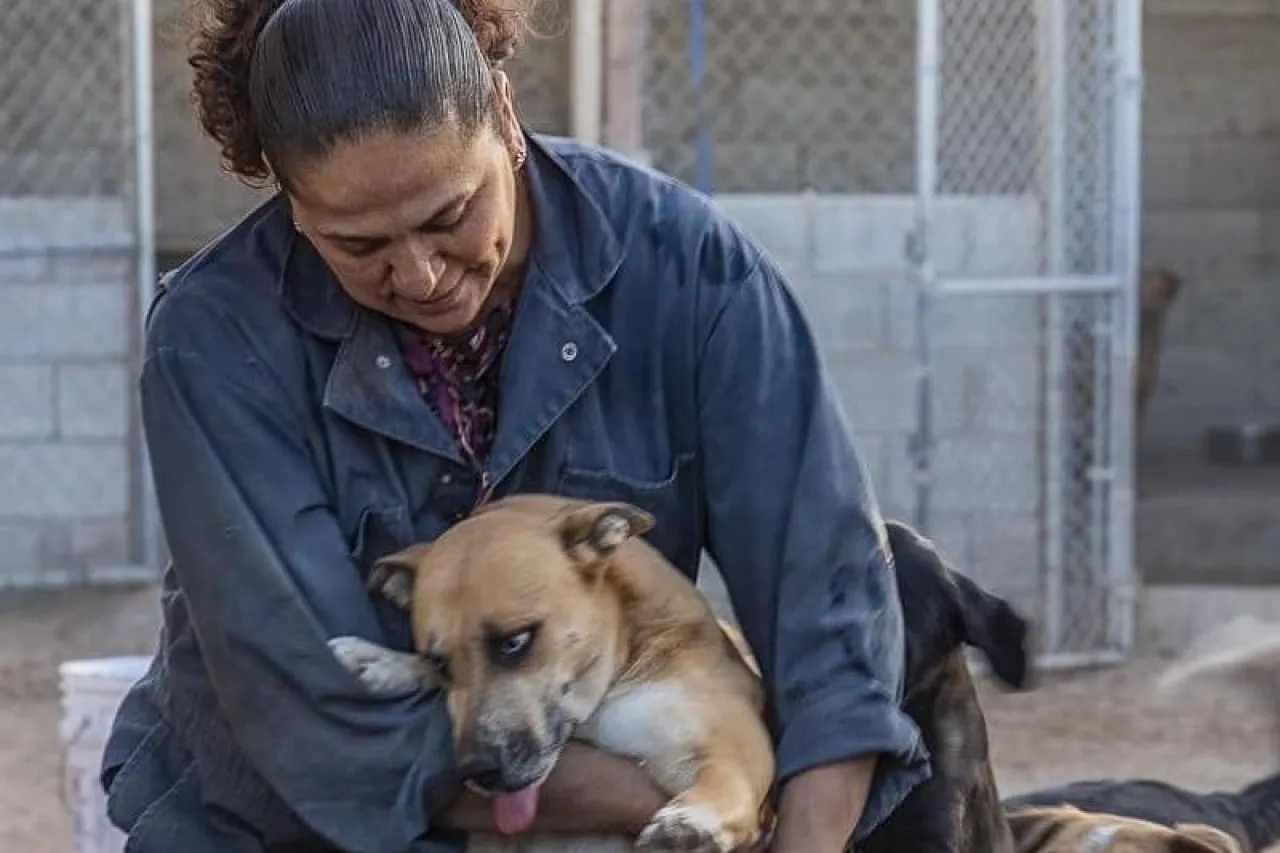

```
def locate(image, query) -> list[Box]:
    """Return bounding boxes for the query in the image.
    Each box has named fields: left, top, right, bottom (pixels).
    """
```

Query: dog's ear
left=558, top=502, right=655, bottom=576
left=1168, top=824, right=1243, bottom=853
left=368, top=543, right=433, bottom=610
left=949, top=570, right=1034, bottom=690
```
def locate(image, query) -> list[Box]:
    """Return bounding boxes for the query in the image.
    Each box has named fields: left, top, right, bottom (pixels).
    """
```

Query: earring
left=512, top=144, right=528, bottom=171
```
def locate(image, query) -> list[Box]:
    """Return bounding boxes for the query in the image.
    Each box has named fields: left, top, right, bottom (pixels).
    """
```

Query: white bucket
left=58, top=656, right=153, bottom=853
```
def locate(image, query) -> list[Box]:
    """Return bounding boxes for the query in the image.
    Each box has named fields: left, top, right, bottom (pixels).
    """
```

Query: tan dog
left=1137, top=266, right=1182, bottom=424
left=1006, top=804, right=1242, bottom=853
left=328, top=495, right=774, bottom=853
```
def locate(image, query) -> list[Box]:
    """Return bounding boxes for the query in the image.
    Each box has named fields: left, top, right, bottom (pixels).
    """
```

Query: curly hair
left=188, top=0, right=535, bottom=187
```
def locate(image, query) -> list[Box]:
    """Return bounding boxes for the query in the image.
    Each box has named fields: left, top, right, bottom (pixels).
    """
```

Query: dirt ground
left=2, top=585, right=1276, bottom=853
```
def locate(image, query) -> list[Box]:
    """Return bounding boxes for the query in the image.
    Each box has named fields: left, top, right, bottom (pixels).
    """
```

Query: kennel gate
left=907, top=0, right=1144, bottom=667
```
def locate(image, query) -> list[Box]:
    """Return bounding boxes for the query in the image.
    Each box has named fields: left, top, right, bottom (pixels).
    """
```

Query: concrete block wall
left=1140, top=1, right=1280, bottom=457
left=714, top=194, right=1049, bottom=618
left=0, top=202, right=139, bottom=587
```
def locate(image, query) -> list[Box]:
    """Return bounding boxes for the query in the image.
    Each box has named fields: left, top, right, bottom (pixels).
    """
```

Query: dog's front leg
left=635, top=700, right=775, bottom=853
left=328, top=635, right=429, bottom=698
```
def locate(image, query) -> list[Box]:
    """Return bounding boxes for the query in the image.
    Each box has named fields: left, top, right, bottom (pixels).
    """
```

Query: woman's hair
left=189, top=0, right=534, bottom=187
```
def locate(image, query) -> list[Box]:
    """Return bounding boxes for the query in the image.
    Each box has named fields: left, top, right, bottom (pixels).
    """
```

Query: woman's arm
left=436, top=743, right=666, bottom=835
left=693, top=247, right=930, bottom=852
left=141, top=289, right=663, bottom=851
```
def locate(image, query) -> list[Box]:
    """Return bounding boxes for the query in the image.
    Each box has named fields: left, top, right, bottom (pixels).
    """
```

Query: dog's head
left=1007, top=805, right=1243, bottom=853
left=885, top=520, right=1033, bottom=692
left=369, top=495, right=654, bottom=796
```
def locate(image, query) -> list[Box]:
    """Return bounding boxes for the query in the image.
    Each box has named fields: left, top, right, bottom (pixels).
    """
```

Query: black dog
left=859, top=519, right=1035, bottom=853
left=1003, top=618, right=1280, bottom=853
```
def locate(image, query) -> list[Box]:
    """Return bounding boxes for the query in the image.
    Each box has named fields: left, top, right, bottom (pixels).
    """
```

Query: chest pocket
left=555, top=452, right=702, bottom=575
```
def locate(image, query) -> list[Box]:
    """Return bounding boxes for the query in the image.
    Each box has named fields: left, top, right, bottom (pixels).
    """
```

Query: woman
left=101, top=1, right=928, bottom=851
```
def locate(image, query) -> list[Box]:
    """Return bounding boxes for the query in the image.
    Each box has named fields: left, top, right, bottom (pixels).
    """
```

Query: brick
left=57, top=363, right=133, bottom=440
left=0, top=442, right=130, bottom=517
left=0, top=285, right=131, bottom=358
left=0, top=366, right=55, bottom=438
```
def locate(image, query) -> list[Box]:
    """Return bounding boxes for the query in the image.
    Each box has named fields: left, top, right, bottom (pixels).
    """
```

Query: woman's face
left=288, top=86, right=529, bottom=337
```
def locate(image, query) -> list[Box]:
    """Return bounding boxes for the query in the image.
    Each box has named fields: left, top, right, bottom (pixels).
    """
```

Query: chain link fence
left=643, top=0, right=1140, bottom=663
left=0, top=0, right=150, bottom=587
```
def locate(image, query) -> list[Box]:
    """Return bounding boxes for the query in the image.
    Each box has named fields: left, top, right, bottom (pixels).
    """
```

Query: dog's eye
left=489, top=626, right=538, bottom=665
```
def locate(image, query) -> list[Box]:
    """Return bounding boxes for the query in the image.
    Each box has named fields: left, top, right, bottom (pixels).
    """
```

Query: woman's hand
left=436, top=741, right=668, bottom=836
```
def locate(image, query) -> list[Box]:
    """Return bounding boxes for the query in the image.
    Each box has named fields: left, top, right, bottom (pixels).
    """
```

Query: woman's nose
left=392, top=239, right=445, bottom=297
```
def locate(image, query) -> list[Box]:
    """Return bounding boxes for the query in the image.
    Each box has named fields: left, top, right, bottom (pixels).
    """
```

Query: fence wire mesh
left=642, top=0, right=1136, bottom=661
left=927, top=0, right=1129, bottom=659
left=0, top=0, right=146, bottom=587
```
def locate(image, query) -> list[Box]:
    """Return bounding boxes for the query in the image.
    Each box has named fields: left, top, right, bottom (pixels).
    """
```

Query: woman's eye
left=425, top=202, right=470, bottom=232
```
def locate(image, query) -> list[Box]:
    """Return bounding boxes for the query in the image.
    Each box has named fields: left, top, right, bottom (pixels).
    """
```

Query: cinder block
left=0, top=256, right=51, bottom=284
left=49, top=253, right=133, bottom=287
left=1189, top=137, right=1280, bottom=209
left=878, top=433, right=920, bottom=521
left=929, top=347, right=1043, bottom=436
left=57, top=363, right=133, bottom=439
left=812, top=196, right=915, bottom=273
left=41, top=516, right=132, bottom=573
left=965, top=510, right=1043, bottom=595
left=962, top=198, right=1042, bottom=277
left=714, top=195, right=813, bottom=266
left=0, top=365, right=55, bottom=438
left=0, top=442, right=130, bottom=517
left=896, top=292, right=1044, bottom=350
left=0, top=520, right=44, bottom=584
left=794, top=273, right=889, bottom=351
left=1142, top=139, right=1194, bottom=210
left=822, top=350, right=917, bottom=435
left=931, top=433, right=1041, bottom=514
left=0, top=285, right=131, bottom=358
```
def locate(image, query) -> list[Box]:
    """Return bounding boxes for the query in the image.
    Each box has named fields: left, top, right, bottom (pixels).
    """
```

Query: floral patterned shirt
left=395, top=298, right=517, bottom=470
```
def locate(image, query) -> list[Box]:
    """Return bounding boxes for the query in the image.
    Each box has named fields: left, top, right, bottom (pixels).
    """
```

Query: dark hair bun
left=188, top=0, right=288, bottom=184
left=453, top=0, right=534, bottom=67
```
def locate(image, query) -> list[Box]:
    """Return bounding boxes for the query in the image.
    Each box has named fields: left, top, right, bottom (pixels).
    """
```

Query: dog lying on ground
left=330, top=501, right=1034, bottom=853
left=1004, top=805, right=1243, bottom=853
left=1003, top=616, right=1280, bottom=853
left=331, top=495, right=774, bottom=853
left=858, top=520, right=1033, bottom=853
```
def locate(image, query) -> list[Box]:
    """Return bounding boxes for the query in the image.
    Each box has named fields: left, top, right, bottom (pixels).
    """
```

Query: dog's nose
left=455, top=748, right=504, bottom=793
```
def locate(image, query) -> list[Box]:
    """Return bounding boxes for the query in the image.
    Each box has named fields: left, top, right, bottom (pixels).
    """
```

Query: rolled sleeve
left=140, top=294, right=459, bottom=853
left=696, top=251, right=930, bottom=839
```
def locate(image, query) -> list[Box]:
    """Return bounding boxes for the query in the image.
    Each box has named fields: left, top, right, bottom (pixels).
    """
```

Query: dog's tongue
left=492, top=783, right=541, bottom=836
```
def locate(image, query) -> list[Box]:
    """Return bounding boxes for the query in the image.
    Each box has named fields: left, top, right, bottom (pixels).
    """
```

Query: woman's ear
left=490, top=70, right=523, bottom=160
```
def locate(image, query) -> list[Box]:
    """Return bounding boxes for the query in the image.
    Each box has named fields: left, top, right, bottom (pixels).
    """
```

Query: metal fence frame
left=909, top=0, right=1143, bottom=668
left=0, top=0, right=157, bottom=587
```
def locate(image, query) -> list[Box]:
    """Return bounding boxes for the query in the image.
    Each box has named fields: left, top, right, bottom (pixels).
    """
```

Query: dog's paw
left=327, top=636, right=424, bottom=698
left=636, top=803, right=736, bottom=853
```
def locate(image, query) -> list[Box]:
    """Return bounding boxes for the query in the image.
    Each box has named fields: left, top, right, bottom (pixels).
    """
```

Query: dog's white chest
left=577, top=681, right=704, bottom=794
